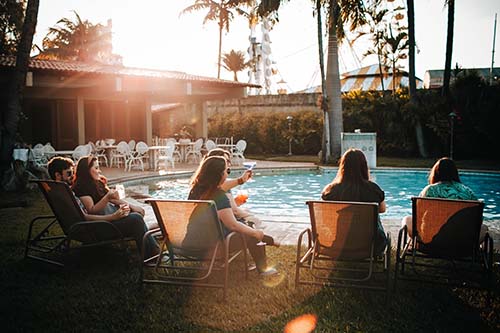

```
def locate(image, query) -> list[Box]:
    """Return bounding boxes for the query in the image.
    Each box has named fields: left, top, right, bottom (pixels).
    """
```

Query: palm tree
left=315, top=0, right=329, bottom=161
left=180, top=0, right=255, bottom=79
left=222, top=49, right=248, bottom=81
left=1, top=0, right=39, bottom=188
left=406, top=0, right=427, bottom=157
left=380, top=26, right=408, bottom=93
left=355, top=0, right=388, bottom=91
left=258, top=0, right=366, bottom=161
left=442, top=0, right=455, bottom=98
left=38, top=11, right=110, bottom=62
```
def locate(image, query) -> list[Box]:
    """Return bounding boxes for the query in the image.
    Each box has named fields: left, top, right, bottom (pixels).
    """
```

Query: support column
left=145, top=98, right=152, bottom=145
left=77, top=95, right=85, bottom=144
left=202, top=102, right=208, bottom=139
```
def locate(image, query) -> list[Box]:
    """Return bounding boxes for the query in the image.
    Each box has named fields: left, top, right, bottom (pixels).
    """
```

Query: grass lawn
left=1, top=190, right=499, bottom=332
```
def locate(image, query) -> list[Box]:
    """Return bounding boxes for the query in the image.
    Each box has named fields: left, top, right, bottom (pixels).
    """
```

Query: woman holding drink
left=72, top=156, right=158, bottom=257
left=204, top=149, right=263, bottom=228
left=189, top=156, right=279, bottom=276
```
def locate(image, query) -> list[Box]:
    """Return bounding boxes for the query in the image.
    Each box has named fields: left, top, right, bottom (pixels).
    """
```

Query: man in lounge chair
left=47, top=156, right=159, bottom=257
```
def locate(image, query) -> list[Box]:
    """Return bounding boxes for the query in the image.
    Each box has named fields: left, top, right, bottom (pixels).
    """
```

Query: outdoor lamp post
left=286, top=115, right=293, bottom=156
left=449, top=111, right=456, bottom=159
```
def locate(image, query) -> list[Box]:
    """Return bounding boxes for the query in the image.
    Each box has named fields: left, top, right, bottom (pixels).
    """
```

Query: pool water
left=149, top=169, right=500, bottom=222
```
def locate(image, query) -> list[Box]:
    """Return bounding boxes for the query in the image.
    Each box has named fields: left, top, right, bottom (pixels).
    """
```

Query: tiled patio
left=102, top=160, right=500, bottom=250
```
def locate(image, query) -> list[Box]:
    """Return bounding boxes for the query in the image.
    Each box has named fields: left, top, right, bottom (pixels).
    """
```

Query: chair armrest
left=297, top=228, right=313, bottom=264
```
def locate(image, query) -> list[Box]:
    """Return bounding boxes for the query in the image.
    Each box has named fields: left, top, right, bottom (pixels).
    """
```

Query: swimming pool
left=149, top=169, right=500, bottom=222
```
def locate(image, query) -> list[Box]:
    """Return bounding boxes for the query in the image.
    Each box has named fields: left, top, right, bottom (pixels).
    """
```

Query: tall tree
left=315, top=0, right=329, bottom=162
left=442, top=0, right=455, bottom=98
left=380, top=25, right=408, bottom=93
left=37, top=11, right=111, bottom=62
left=258, top=0, right=366, bottom=161
left=222, top=49, right=248, bottom=81
left=180, top=0, right=255, bottom=79
left=0, top=0, right=26, bottom=55
left=355, top=0, right=388, bottom=91
left=406, top=0, right=427, bottom=157
left=0, top=0, right=39, bottom=188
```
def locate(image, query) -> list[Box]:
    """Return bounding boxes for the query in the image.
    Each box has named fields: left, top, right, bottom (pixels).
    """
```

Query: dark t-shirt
left=188, top=188, right=231, bottom=236
left=188, top=188, right=231, bottom=210
left=321, top=180, right=387, bottom=255
left=321, top=181, right=385, bottom=204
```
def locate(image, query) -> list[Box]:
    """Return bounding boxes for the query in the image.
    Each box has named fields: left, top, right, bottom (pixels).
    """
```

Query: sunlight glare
left=284, top=313, right=318, bottom=333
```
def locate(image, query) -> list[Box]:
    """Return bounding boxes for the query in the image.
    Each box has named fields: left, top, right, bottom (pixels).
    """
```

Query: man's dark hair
left=47, top=156, right=74, bottom=180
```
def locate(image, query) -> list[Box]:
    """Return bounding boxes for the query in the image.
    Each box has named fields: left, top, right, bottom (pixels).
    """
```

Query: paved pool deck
left=102, top=160, right=500, bottom=250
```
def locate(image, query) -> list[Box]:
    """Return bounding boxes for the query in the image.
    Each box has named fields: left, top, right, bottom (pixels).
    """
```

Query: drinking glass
left=242, top=161, right=256, bottom=182
left=115, top=184, right=126, bottom=199
left=234, top=189, right=249, bottom=206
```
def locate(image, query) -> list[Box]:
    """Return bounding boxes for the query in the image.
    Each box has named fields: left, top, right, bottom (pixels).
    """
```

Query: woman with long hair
left=72, top=156, right=158, bottom=257
left=72, top=156, right=144, bottom=215
left=188, top=156, right=278, bottom=275
left=321, top=148, right=388, bottom=254
left=401, top=157, right=487, bottom=239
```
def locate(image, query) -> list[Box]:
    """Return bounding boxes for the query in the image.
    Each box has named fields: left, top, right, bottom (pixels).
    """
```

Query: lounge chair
left=141, top=199, right=248, bottom=300
left=25, top=180, right=136, bottom=266
left=394, top=197, right=494, bottom=289
left=295, top=200, right=391, bottom=295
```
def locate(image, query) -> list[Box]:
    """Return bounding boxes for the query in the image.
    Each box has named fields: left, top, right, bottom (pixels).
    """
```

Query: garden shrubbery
left=208, top=73, right=500, bottom=159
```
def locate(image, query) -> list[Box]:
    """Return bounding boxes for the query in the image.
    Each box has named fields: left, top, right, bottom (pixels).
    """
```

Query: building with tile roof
left=0, top=55, right=258, bottom=149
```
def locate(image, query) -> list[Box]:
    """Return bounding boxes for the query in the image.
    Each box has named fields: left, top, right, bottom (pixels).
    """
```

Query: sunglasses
left=226, top=168, right=231, bottom=175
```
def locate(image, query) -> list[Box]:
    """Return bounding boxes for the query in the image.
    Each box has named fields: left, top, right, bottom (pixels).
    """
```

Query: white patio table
left=147, top=145, right=169, bottom=170
left=175, top=140, right=195, bottom=163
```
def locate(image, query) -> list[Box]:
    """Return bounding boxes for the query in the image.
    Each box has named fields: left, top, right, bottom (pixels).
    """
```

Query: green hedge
left=208, top=74, right=500, bottom=159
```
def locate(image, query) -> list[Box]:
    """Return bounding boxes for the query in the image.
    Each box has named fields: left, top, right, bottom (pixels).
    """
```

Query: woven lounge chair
left=394, top=197, right=494, bottom=289
left=141, top=199, right=248, bottom=300
left=295, top=201, right=391, bottom=295
left=25, top=180, right=136, bottom=266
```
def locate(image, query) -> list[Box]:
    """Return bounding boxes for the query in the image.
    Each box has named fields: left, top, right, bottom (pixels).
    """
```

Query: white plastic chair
left=127, top=141, right=149, bottom=171
left=110, top=141, right=131, bottom=168
left=155, top=145, right=175, bottom=170
left=128, top=140, right=136, bottom=151
left=231, top=140, right=247, bottom=165
left=42, top=143, right=55, bottom=156
left=205, top=139, right=217, bottom=152
left=185, top=138, right=203, bottom=164
left=31, top=144, right=47, bottom=167
left=166, top=138, right=182, bottom=162
left=93, top=140, right=108, bottom=167
left=72, top=144, right=91, bottom=162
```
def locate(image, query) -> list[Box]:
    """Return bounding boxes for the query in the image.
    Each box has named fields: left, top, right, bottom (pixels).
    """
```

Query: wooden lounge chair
left=141, top=199, right=248, bottom=300
left=25, top=180, right=136, bottom=266
left=295, top=201, right=391, bottom=295
left=394, top=197, right=494, bottom=289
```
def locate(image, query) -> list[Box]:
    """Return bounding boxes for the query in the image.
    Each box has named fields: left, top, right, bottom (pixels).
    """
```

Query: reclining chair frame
left=296, top=200, right=391, bottom=295
left=394, top=197, right=494, bottom=290
left=25, top=180, right=135, bottom=267
left=141, top=199, right=248, bottom=300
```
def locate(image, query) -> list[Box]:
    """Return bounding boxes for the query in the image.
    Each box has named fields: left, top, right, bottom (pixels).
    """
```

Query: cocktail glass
left=242, top=161, right=256, bottom=182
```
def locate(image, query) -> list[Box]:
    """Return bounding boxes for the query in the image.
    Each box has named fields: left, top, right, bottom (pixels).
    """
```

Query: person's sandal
left=259, top=267, right=279, bottom=277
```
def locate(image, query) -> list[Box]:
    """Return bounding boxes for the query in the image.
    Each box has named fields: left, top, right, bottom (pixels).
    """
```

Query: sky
left=33, top=0, right=500, bottom=93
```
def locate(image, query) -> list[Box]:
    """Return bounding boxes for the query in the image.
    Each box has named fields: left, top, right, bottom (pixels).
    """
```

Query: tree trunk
left=233, top=71, right=238, bottom=81
left=407, top=0, right=428, bottom=157
left=442, top=0, right=454, bottom=97
left=326, top=0, right=343, bottom=162
left=316, top=0, right=329, bottom=163
left=217, top=18, right=223, bottom=79
left=0, top=0, right=40, bottom=188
